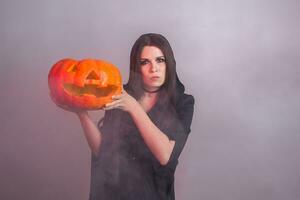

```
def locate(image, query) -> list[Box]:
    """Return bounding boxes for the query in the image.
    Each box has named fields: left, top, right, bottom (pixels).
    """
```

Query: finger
left=112, top=94, right=122, bottom=100
left=58, top=103, right=75, bottom=112
left=103, top=105, right=117, bottom=111
left=106, top=99, right=122, bottom=107
left=121, top=85, right=128, bottom=95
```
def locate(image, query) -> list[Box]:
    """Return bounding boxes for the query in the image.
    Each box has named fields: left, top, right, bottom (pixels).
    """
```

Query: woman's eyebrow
left=140, top=56, right=165, bottom=60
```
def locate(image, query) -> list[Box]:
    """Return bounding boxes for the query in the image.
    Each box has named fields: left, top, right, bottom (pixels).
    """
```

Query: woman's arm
left=77, top=111, right=103, bottom=157
left=128, top=101, right=175, bottom=165
left=50, top=93, right=105, bottom=157
left=104, top=89, right=175, bottom=165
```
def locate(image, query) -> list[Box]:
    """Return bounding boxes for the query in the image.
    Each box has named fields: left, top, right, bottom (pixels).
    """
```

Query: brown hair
left=125, top=33, right=185, bottom=107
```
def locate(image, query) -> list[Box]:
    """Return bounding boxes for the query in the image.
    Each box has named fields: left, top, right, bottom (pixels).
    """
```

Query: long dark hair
left=125, top=33, right=185, bottom=108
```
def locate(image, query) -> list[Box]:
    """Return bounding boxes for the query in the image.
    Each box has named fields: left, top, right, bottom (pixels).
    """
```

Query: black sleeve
left=92, top=110, right=118, bottom=161
left=154, top=94, right=195, bottom=172
left=97, top=110, right=113, bottom=134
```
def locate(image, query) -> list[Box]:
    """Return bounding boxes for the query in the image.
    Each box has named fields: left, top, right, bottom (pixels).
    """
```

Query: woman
left=57, top=33, right=194, bottom=200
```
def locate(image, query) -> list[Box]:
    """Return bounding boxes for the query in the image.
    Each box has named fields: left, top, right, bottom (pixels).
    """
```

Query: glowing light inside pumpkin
left=62, top=70, right=115, bottom=97
left=63, top=84, right=118, bottom=97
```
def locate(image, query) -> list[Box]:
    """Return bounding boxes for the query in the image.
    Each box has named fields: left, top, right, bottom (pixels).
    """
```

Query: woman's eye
left=140, top=60, right=148, bottom=65
left=157, top=57, right=166, bottom=63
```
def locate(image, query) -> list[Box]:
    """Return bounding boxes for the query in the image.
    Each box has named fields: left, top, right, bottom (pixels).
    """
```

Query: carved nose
left=87, top=71, right=99, bottom=80
left=85, top=71, right=100, bottom=84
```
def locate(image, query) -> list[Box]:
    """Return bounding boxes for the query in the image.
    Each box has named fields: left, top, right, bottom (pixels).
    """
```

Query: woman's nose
left=150, top=62, right=158, bottom=72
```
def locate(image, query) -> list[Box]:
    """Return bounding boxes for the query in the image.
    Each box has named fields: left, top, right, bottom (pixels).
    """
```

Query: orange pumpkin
left=48, top=58, right=122, bottom=110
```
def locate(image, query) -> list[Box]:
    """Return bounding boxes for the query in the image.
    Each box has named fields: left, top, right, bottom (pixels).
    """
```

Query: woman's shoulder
left=173, top=93, right=195, bottom=134
left=176, top=93, right=195, bottom=109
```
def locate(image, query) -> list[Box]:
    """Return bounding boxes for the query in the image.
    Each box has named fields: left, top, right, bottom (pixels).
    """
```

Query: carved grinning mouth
left=62, top=70, right=118, bottom=98
left=63, top=84, right=118, bottom=98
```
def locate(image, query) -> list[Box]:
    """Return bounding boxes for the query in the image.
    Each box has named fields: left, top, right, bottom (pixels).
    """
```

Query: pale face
left=139, top=46, right=166, bottom=92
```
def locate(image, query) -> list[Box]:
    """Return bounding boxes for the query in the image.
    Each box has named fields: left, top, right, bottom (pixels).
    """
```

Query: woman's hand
left=103, top=86, right=138, bottom=113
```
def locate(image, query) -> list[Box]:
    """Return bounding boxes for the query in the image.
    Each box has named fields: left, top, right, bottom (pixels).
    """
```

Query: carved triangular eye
left=67, top=64, right=79, bottom=73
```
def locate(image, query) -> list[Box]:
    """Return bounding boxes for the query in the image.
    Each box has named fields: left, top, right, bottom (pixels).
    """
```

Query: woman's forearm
left=77, top=111, right=102, bottom=156
left=129, top=102, right=175, bottom=165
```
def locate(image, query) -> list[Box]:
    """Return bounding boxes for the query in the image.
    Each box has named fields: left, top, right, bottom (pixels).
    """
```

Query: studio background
left=1, top=0, right=299, bottom=199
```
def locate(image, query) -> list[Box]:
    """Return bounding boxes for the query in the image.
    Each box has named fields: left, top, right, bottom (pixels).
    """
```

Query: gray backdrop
left=1, top=0, right=299, bottom=199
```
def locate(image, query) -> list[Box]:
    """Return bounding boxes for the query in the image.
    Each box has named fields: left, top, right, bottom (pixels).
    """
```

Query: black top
left=89, top=89, right=195, bottom=200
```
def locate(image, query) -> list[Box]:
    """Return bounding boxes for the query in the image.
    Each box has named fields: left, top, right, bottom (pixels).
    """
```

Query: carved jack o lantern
left=48, top=58, right=122, bottom=110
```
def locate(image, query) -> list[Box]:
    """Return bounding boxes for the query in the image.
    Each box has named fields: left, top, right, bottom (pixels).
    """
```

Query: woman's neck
left=142, top=91, right=158, bottom=99
left=139, top=92, right=158, bottom=112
